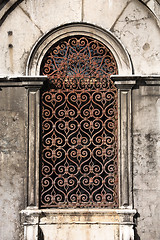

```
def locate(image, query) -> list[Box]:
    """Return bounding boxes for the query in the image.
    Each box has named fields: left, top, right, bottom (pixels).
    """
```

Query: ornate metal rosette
left=40, top=36, right=118, bottom=208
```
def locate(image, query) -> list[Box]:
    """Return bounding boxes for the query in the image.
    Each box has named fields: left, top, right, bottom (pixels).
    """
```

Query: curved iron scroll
left=40, top=36, right=118, bottom=208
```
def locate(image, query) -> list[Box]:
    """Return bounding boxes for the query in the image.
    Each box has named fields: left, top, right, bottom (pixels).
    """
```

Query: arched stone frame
left=26, top=23, right=132, bottom=77
left=21, top=23, right=137, bottom=240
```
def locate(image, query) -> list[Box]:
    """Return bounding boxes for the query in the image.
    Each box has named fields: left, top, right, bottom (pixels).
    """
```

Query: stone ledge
left=0, top=76, right=47, bottom=87
left=111, top=75, right=160, bottom=87
left=20, top=208, right=137, bottom=225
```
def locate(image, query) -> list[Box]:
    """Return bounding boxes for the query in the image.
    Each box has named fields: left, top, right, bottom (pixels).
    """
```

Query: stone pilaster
left=112, top=78, right=136, bottom=208
left=0, top=76, right=47, bottom=209
left=111, top=75, right=160, bottom=209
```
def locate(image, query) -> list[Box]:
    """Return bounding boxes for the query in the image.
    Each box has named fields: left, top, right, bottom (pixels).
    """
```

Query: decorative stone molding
left=26, top=23, right=133, bottom=77
left=27, top=87, right=41, bottom=208
left=25, top=78, right=47, bottom=208
left=21, top=208, right=136, bottom=225
left=111, top=77, right=136, bottom=208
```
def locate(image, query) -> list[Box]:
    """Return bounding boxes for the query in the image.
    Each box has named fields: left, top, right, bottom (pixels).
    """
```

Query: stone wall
left=0, top=87, right=28, bottom=240
left=133, top=85, right=160, bottom=240
left=0, top=0, right=160, bottom=239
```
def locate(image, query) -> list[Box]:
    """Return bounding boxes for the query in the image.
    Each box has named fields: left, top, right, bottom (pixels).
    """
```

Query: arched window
left=40, top=36, right=118, bottom=208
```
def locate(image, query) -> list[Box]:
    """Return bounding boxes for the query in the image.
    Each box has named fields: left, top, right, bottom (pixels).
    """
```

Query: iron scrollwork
left=40, top=36, right=118, bottom=208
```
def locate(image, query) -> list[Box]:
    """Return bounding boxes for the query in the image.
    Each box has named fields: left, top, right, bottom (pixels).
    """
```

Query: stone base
left=21, top=208, right=136, bottom=240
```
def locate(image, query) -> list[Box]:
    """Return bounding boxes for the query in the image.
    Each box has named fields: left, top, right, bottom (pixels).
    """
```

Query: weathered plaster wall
left=0, top=0, right=160, bottom=240
left=133, top=86, right=160, bottom=240
left=112, top=0, right=160, bottom=75
left=0, top=87, right=28, bottom=240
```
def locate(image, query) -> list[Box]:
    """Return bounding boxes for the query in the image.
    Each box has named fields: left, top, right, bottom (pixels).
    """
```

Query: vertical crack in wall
left=81, top=0, right=84, bottom=22
left=8, top=31, right=14, bottom=73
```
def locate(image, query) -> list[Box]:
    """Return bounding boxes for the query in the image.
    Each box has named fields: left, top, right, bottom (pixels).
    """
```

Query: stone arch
left=26, top=23, right=133, bottom=76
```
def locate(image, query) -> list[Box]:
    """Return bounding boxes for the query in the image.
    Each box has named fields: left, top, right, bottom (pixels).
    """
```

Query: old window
left=40, top=36, right=118, bottom=208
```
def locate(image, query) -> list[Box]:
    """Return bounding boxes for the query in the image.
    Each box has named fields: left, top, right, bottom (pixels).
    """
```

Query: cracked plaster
left=112, top=0, right=160, bottom=74
left=132, top=86, right=160, bottom=240
left=0, top=4, right=42, bottom=75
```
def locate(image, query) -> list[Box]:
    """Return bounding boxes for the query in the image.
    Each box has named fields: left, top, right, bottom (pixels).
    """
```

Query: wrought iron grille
left=40, top=36, right=118, bottom=208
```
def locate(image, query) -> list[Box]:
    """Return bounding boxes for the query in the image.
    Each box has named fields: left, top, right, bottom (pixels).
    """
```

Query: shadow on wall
left=38, top=226, right=44, bottom=240
left=135, top=228, right=141, bottom=240
left=134, top=212, right=141, bottom=240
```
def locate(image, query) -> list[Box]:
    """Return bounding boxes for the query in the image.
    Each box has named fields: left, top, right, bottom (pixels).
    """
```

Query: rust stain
left=8, top=31, right=14, bottom=73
